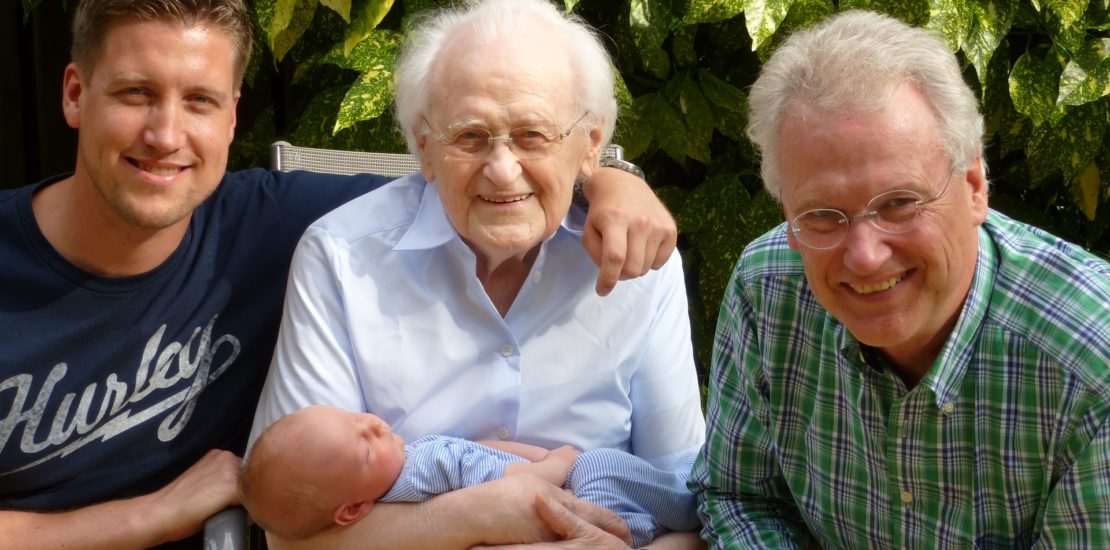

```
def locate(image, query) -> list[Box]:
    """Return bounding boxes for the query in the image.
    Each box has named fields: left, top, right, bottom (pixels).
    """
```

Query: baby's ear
left=334, top=500, right=374, bottom=526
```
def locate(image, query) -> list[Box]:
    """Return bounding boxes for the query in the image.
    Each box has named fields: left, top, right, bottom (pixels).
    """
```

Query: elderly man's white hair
left=746, top=10, right=986, bottom=201
left=393, top=0, right=618, bottom=158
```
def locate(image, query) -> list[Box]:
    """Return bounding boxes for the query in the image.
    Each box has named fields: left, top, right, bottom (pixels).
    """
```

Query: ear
left=577, top=123, right=605, bottom=180
left=228, top=91, right=241, bottom=141
left=333, top=500, right=374, bottom=526
left=415, top=128, right=435, bottom=183
left=62, top=63, right=84, bottom=130
left=965, top=156, right=989, bottom=225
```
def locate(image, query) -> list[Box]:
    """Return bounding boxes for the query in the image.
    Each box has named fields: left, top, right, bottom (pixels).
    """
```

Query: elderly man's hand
left=582, top=167, right=677, bottom=296
left=472, top=492, right=633, bottom=550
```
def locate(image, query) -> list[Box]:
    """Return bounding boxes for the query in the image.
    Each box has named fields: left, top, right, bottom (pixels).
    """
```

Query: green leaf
left=1074, top=161, right=1101, bottom=219
left=271, top=0, right=318, bottom=62
left=1026, top=100, right=1109, bottom=183
left=683, top=0, right=745, bottom=24
left=697, top=69, right=747, bottom=112
left=841, top=0, right=929, bottom=26
left=680, top=77, right=715, bottom=163
left=927, top=0, right=974, bottom=51
left=563, top=0, right=580, bottom=12
left=955, top=0, right=1017, bottom=87
left=320, top=30, right=403, bottom=133
left=744, top=0, right=795, bottom=51
left=1044, top=0, right=1089, bottom=29
left=320, top=0, right=351, bottom=21
left=1010, top=47, right=1064, bottom=127
left=621, top=94, right=660, bottom=160
left=653, top=96, right=690, bottom=163
left=673, top=25, right=699, bottom=70
left=344, top=0, right=395, bottom=56
left=21, top=0, right=42, bottom=23
left=1057, top=38, right=1110, bottom=106
left=630, top=0, right=675, bottom=79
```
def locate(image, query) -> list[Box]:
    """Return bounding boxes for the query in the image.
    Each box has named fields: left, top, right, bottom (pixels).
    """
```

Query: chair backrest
left=270, top=141, right=625, bottom=177
left=270, top=141, right=421, bottom=177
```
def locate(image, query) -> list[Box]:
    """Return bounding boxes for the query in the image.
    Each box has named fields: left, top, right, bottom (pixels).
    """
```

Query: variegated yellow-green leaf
left=333, top=67, right=395, bottom=133
left=697, top=69, right=747, bottom=112
left=344, top=0, right=395, bottom=56
left=1044, top=0, right=1089, bottom=29
left=563, top=0, right=580, bottom=11
left=322, top=29, right=402, bottom=72
left=683, top=0, right=745, bottom=24
left=954, top=0, right=1016, bottom=87
left=926, top=0, right=972, bottom=51
left=842, top=0, right=929, bottom=25
left=1026, top=100, right=1108, bottom=183
left=674, top=26, right=699, bottom=70
left=272, top=0, right=318, bottom=62
left=1057, top=38, right=1110, bottom=106
left=265, top=0, right=298, bottom=44
left=621, top=93, right=659, bottom=160
left=1010, top=48, right=1063, bottom=127
left=1074, top=161, right=1101, bottom=219
left=630, top=0, right=674, bottom=79
left=680, top=77, right=715, bottom=163
left=320, top=0, right=351, bottom=21
left=745, top=0, right=795, bottom=51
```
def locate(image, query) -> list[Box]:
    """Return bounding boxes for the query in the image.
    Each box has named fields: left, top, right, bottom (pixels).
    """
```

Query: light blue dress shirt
left=250, top=173, right=705, bottom=471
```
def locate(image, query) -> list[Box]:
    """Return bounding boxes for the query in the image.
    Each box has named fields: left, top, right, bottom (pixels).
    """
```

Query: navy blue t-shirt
left=0, top=168, right=387, bottom=544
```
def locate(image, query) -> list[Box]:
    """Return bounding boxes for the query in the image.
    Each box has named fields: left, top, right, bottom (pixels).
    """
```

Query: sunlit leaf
left=622, top=94, right=660, bottom=160
left=563, top=0, right=580, bottom=11
left=745, top=0, right=795, bottom=50
left=683, top=0, right=745, bottom=24
left=321, top=29, right=402, bottom=71
left=271, top=0, right=318, bottom=62
left=319, top=30, right=403, bottom=133
left=1044, top=0, right=1089, bottom=28
left=1057, top=38, right=1110, bottom=106
left=320, top=0, right=351, bottom=21
left=1074, top=161, right=1101, bottom=219
left=842, top=0, right=929, bottom=25
left=927, top=0, right=973, bottom=51
left=1026, top=100, right=1108, bottom=183
left=955, top=0, right=1017, bottom=87
left=1010, top=48, right=1064, bottom=126
left=344, top=0, right=395, bottom=56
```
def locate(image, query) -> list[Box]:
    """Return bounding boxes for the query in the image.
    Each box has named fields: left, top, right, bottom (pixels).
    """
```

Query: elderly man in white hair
left=691, top=9, right=1110, bottom=549
left=249, top=0, right=707, bottom=548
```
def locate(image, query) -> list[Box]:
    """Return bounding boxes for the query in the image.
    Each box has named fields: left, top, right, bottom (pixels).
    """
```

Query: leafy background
left=24, top=0, right=1110, bottom=376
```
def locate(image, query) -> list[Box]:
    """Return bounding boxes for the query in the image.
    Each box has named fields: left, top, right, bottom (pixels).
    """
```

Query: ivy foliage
left=234, top=0, right=1108, bottom=370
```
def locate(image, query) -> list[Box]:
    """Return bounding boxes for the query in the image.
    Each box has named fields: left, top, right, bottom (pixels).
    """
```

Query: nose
left=840, top=217, right=892, bottom=274
left=143, top=101, right=186, bottom=152
left=482, top=140, right=523, bottom=186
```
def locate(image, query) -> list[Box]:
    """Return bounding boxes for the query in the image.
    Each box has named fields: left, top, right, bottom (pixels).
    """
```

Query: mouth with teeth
left=848, top=273, right=906, bottom=295
left=481, top=193, right=531, bottom=204
left=130, top=159, right=186, bottom=177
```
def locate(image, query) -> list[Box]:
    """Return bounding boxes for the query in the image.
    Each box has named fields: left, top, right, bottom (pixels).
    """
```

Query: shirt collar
left=394, top=176, right=586, bottom=252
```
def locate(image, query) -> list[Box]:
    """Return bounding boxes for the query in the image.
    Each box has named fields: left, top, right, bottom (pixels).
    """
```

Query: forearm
left=0, top=493, right=180, bottom=550
left=503, top=459, right=571, bottom=487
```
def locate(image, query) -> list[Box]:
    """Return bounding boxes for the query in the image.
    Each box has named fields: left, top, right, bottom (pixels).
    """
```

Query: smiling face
left=416, top=26, right=602, bottom=271
left=62, top=18, right=239, bottom=233
left=777, top=84, right=988, bottom=370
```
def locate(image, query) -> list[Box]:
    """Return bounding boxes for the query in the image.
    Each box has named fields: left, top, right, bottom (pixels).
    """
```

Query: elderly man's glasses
left=424, top=112, right=590, bottom=160
left=788, top=173, right=953, bottom=250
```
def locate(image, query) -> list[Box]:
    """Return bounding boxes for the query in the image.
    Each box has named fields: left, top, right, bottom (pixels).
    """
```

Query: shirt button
left=501, top=344, right=513, bottom=357
left=532, top=271, right=542, bottom=283
left=942, top=402, right=955, bottom=414
left=900, top=490, right=913, bottom=504
left=497, top=426, right=510, bottom=440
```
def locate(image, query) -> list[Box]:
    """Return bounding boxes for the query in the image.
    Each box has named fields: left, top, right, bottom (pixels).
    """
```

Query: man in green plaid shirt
left=690, top=10, right=1110, bottom=549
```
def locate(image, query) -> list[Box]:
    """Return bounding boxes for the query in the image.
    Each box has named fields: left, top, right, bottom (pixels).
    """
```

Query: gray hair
left=393, top=0, right=617, bottom=157
left=746, top=10, right=985, bottom=200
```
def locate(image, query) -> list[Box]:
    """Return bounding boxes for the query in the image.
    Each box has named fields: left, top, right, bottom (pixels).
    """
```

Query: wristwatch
left=573, top=145, right=645, bottom=207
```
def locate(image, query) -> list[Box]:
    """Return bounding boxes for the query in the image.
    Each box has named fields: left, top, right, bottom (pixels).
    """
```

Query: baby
left=239, top=404, right=697, bottom=545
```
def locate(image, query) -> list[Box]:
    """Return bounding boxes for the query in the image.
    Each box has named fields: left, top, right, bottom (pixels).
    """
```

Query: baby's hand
left=547, top=445, right=581, bottom=466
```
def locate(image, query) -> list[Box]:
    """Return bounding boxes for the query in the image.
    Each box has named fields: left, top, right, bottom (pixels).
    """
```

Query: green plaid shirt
left=690, top=210, right=1110, bottom=549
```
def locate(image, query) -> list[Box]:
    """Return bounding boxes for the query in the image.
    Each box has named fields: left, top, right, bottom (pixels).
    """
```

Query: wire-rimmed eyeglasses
left=423, top=111, right=590, bottom=160
left=787, top=173, right=953, bottom=250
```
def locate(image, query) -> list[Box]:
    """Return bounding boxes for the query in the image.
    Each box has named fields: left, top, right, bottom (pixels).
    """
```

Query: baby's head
left=239, top=404, right=406, bottom=539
